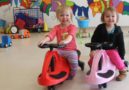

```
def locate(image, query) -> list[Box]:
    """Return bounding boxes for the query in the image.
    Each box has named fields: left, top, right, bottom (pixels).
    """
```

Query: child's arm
left=59, top=25, right=77, bottom=44
left=59, top=35, right=72, bottom=44
left=38, top=26, right=58, bottom=46
left=38, top=36, right=50, bottom=46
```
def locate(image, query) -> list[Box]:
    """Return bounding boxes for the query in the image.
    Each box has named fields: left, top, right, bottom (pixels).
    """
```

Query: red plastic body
left=38, top=50, right=70, bottom=86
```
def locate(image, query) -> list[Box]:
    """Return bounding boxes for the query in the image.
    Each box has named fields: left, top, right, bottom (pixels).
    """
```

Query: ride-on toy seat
left=85, top=42, right=116, bottom=89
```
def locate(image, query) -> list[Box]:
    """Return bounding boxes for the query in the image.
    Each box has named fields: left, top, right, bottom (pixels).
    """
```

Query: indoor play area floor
left=0, top=27, right=129, bottom=90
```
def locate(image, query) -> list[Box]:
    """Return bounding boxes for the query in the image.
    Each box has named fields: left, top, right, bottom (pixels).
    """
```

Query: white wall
left=0, top=5, right=14, bottom=24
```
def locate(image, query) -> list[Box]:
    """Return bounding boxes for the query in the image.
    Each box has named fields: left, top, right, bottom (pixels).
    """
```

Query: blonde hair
left=101, top=7, right=119, bottom=23
left=55, top=5, right=73, bottom=20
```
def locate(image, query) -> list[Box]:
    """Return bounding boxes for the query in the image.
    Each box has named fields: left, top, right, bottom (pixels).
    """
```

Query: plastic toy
left=0, top=35, right=12, bottom=48
left=13, top=8, right=44, bottom=32
left=10, top=25, right=19, bottom=34
left=10, top=29, right=30, bottom=39
left=38, top=44, right=70, bottom=90
left=5, top=25, right=18, bottom=34
left=38, top=43, right=84, bottom=90
left=85, top=42, right=116, bottom=88
left=43, top=21, right=49, bottom=32
left=76, top=16, right=89, bottom=38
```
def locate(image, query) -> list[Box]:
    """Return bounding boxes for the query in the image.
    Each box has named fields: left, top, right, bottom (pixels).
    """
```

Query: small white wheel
left=11, top=35, right=14, bottom=39
left=10, top=26, right=18, bottom=34
left=9, top=42, right=12, bottom=46
left=5, top=44, right=8, bottom=48
left=20, top=35, right=24, bottom=39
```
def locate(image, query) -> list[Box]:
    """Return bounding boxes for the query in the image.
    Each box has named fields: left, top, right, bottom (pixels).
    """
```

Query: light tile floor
left=0, top=27, right=129, bottom=90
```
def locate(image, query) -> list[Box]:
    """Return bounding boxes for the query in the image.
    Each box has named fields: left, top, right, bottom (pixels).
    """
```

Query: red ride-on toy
left=38, top=43, right=84, bottom=90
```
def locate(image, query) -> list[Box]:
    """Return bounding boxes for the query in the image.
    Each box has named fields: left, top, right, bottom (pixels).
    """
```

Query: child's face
left=104, top=10, right=117, bottom=26
left=57, top=10, right=71, bottom=25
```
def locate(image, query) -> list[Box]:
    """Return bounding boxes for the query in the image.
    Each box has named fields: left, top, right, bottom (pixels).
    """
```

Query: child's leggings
left=57, top=49, right=78, bottom=77
left=88, top=49, right=125, bottom=71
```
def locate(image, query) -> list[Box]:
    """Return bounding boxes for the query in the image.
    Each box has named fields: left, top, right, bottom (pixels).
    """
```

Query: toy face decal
left=10, top=26, right=18, bottom=34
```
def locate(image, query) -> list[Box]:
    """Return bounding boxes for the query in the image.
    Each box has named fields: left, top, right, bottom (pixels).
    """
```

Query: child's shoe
left=116, top=70, right=127, bottom=81
left=78, top=60, right=85, bottom=71
left=66, top=75, right=73, bottom=80
left=124, top=60, right=129, bottom=71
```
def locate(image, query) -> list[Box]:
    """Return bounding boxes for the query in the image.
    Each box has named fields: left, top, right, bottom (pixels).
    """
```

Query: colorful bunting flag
left=0, top=0, right=10, bottom=7
left=123, top=1, right=129, bottom=15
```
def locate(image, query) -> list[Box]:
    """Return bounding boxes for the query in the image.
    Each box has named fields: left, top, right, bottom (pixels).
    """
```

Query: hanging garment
left=73, top=4, right=89, bottom=18
left=40, top=1, right=51, bottom=15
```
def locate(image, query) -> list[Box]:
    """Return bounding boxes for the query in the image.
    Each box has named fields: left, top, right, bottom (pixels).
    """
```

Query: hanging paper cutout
left=82, top=6, right=89, bottom=18
left=51, top=0, right=66, bottom=11
left=21, top=0, right=32, bottom=8
left=43, top=0, right=51, bottom=5
left=40, top=1, right=51, bottom=15
left=31, top=0, right=40, bottom=7
left=94, top=0, right=99, bottom=2
left=112, top=0, right=120, bottom=8
left=0, top=0, right=10, bottom=7
left=87, top=0, right=93, bottom=5
left=116, top=1, right=123, bottom=14
left=10, top=0, right=21, bottom=7
left=66, top=0, right=74, bottom=6
left=73, top=4, right=89, bottom=18
left=70, top=0, right=88, bottom=7
left=90, top=1, right=102, bottom=17
left=100, top=0, right=108, bottom=13
left=106, top=0, right=110, bottom=7
left=100, top=0, right=105, bottom=13
left=123, top=1, right=129, bottom=15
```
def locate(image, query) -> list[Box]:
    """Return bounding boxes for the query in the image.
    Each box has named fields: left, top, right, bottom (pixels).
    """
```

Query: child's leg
left=106, top=50, right=125, bottom=70
left=106, top=49, right=127, bottom=81
left=88, top=57, right=93, bottom=68
left=76, top=49, right=85, bottom=71
left=57, top=50, right=78, bottom=79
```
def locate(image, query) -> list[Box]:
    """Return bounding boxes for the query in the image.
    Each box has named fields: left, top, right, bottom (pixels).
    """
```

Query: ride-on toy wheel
left=48, top=86, right=55, bottom=90
left=5, top=44, right=8, bottom=48
left=98, top=83, right=107, bottom=89
left=20, top=35, right=24, bottom=39
left=11, top=35, right=15, bottom=39
left=9, top=42, right=12, bottom=46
